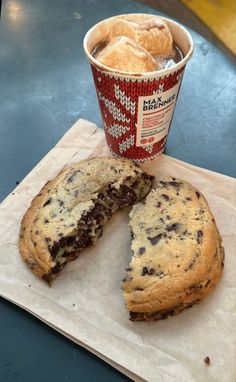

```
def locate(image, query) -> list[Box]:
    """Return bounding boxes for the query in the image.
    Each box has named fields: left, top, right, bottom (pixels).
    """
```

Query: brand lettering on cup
left=136, top=82, right=181, bottom=147
left=143, top=94, right=176, bottom=111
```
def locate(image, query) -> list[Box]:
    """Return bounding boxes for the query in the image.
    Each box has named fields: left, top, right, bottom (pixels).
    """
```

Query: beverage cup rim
left=83, top=13, right=194, bottom=79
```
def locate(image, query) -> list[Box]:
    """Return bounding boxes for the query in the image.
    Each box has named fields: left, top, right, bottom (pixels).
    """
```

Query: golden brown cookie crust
left=123, top=176, right=224, bottom=320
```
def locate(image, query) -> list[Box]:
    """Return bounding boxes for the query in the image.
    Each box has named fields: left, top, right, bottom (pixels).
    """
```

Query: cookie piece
left=122, top=176, right=224, bottom=321
left=19, top=157, right=154, bottom=283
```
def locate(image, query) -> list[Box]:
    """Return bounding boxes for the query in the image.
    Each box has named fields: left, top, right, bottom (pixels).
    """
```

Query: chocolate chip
left=142, top=266, right=155, bottom=276
left=142, top=173, right=154, bottom=180
left=156, top=201, right=161, bottom=208
left=186, top=197, right=192, bottom=201
left=125, top=267, right=132, bottom=272
left=160, top=309, right=176, bottom=320
left=43, top=174, right=154, bottom=271
left=187, top=283, right=202, bottom=294
left=138, top=247, right=146, bottom=255
left=167, top=223, right=181, bottom=232
left=43, top=198, right=52, bottom=207
left=67, top=175, right=74, bottom=183
left=156, top=271, right=165, bottom=278
left=161, top=194, right=169, bottom=201
left=169, top=181, right=180, bottom=188
left=185, top=250, right=200, bottom=271
left=148, top=234, right=162, bottom=245
left=197, top=230, right=203, bottom=244
left=204, top=356, right=210, bottom=366
left=67, top=173, right=77, bottom=183
left=160, top=181, right=168, bottom=187
left=42, top=273, right=52, bottom=283
left=122, top=275, right=132, bottom=282
left=45, top=237, right=51, bottom=242
left=196, top=191, right=200, bottom=198
left=166, top=215, right=171, bottom=220
left=52, top=262, right=65, bottom=274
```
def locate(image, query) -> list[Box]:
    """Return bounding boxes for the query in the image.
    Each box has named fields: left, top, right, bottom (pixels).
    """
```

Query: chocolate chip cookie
left=19, top=157, right=154, bottom=283
left=122, top=176, right=224, bottom=321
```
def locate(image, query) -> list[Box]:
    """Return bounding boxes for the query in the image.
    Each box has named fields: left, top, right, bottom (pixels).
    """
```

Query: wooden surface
left=180, top=0, right=236, bottom=55
left=136, top=0, right=236, bottom=62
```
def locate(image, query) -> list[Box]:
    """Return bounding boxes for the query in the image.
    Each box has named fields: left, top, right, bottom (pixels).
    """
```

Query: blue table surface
left=0, top=0, right=235, bottom=381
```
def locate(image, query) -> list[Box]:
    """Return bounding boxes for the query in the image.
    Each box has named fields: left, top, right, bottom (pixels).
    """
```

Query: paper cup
left=83, top=14, right=193, bottom=162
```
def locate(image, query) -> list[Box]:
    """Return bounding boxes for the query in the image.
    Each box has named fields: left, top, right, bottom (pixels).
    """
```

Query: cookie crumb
left=16, top=181, right=20, bottom=185
left=204, top=356, right=210, bottom=365
left=28, top=284, right=31, bottom=287
left=72, top=304, right=75, bottom=307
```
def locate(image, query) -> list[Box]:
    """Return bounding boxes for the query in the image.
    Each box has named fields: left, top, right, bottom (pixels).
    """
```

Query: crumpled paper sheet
left=0, top=119, right=235, bottom=382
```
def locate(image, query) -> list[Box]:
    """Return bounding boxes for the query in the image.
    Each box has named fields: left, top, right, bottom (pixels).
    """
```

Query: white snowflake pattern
left=144, top=144, right=154, bottom=154
left=119, top=135, right=135, bottom=153
left=107, top=123, right=130, bottom=138
left=114, top=84, right=136, bottom=115
left=153, top=83, right=164, bottom=95
left=98, top=91, right=130, bottom=123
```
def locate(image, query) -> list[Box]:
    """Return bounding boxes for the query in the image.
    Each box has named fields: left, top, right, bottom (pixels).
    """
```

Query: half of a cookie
left=19, top=157, right=154, bottom=283
left=122, top=176, right=224, bottom=321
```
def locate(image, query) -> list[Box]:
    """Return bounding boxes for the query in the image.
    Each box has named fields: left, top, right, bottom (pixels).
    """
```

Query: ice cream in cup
left=83, top=14, right=193, bottom=162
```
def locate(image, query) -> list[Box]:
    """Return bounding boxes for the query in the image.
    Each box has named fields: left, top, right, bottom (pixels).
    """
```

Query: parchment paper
left=0, top=119, right=235, bottom=382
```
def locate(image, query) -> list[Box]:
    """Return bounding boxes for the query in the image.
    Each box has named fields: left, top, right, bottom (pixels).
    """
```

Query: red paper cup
left=84, top=14, right=193, bottom=162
